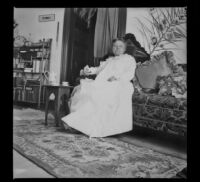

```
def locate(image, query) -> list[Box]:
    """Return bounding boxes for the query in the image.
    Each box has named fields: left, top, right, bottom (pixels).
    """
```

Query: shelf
left=31, top=57, right=49, bottom=60
left=14, top=86, right=24, bottom=89
left=13, top=100, right=44, bottom=104
left=13, top=71, right=42, bottom=74
left=26, top=85, right=40, bottom=87
left=24, top=72, right=41, bottom=74
left=20, top=57, right=49, bottom=61
left=16, top=100, right=38, bottom=104
left=13, top=69, right=24, bottom=72
left=13, top=68, right=24, bottom=70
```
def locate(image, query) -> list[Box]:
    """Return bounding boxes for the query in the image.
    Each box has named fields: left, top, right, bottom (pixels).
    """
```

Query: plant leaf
left=154, top=47, right=182, bottom=52
left=142, top=16, right=157, bottom=35
left=171, top=8, right=174, bottom=20
left=155, top=8, right=162, bottom=25
left=177, top=8, right=181, bottom=17
left=159, top=9, right=170, bottom=27
left=173, top=8, right=178, bottom=19
left=136, top=17, right=154, bottom=35
left=173, top=31, right=186, bottom=39
left=150, top=14, right=162, bottom=38
left=174, top=27, right=186, bottom=38
left=163, top=37, right=179, bottom=47
left=136, top=27, right=151, bottom=52
left=165, top=8, right=173, bottom=23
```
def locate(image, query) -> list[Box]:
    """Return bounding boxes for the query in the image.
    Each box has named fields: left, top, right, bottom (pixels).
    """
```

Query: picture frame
left=39, top=14, right=55, bottom=22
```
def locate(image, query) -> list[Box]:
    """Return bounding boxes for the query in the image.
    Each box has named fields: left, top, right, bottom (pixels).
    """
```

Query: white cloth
left=62, top=54, right=136, bottom=137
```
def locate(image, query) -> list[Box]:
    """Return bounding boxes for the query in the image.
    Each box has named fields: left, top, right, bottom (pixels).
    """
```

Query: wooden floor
left=13, top=150, right=54, bottom=178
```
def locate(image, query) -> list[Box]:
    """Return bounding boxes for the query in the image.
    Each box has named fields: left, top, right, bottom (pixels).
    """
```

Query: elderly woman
left=62, top=38, right=136, bottom=138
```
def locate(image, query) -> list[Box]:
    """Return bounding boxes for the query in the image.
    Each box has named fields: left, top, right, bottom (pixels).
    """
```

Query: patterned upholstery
left=132, top=85, right=187, bottom=137
left=132, top=51, right=187, bottom=137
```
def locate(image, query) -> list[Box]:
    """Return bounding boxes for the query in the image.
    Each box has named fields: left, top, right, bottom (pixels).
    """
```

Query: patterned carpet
left=13, top=108, right=186, bottom=178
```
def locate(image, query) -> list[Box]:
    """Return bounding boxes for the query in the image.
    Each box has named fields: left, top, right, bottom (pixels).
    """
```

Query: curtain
left=93, top=8, right=127, bottom=59
left=117, top=8, right=127, bottom=38
left=60, top=8, right=73, bottom=83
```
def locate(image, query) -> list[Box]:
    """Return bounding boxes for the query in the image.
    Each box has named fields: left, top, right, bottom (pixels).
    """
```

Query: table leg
left=45, top=90, right=50, bottom=126
left=54, top=90, right=61, bottom=127
left=55, top=88, right=71, bottom=127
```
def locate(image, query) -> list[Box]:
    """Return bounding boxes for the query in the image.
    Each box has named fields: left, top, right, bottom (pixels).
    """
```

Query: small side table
left=44, top=84, right=74, bottom=127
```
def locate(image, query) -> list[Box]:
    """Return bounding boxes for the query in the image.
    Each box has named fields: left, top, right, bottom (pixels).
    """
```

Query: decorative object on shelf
left=14, top=35, right=28, bottom=47
left=49, top=71, right=57, bottom=85
left=136, top=7, right=186, bottom=57
left=14, top=19, right=18, bottom=29
left=62, top=81, right=69, bottom=86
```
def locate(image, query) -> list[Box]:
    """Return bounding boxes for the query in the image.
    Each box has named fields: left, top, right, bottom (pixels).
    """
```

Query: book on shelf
left=15, top=88, right=23, bottom=101
left=24, top=68, right=32, bottom=72
left=33, top=60, right=40, bottom=73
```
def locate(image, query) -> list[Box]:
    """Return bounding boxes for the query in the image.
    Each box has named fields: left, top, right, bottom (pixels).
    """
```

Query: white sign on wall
left=39, top=14, right=55, bottom=22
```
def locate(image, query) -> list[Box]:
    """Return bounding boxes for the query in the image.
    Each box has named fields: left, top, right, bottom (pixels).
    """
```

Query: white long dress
left=62, top=54, right=136, bottom=137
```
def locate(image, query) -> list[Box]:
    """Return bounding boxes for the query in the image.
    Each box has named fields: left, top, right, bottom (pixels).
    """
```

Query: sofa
left=132, top=51, right=187, bottom=137
left=74, top=51, right=187, bottom=137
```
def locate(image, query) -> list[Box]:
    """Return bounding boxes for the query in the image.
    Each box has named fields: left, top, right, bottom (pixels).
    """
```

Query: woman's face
left=112, top=40, right=126, bottom=56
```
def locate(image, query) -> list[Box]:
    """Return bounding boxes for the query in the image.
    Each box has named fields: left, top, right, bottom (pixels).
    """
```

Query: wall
left=126, top=8, right=186, bottom=64
left=14, top=8, right=65, bottom=83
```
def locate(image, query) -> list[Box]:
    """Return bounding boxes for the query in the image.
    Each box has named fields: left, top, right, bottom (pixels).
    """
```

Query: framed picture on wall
left=39, top=14, right=55, bottom=22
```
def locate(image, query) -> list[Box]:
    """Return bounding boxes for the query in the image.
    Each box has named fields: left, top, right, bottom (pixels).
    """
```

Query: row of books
left=13, top=59, right=46, bottom=73
left=13, top=87, right=44, bottom=103
left=20, top=50, right=49, bottom=60
left=23, top=60, right=46, bottom=73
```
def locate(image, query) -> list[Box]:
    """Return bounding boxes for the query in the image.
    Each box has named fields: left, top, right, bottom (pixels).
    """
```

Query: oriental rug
left=13, top=108, right=186, bottom=178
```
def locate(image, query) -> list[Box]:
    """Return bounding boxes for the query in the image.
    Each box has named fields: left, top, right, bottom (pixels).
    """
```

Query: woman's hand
left=83, top=65, right=92, bottom=75
left=107, top=76, right=118, bottom=82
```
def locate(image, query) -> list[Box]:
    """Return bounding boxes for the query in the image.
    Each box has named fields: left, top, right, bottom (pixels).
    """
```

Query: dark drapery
left=93, top=8, right=127, bottom=60
left=60, top=8, right=73, bottom=83
left=117, top=8, right=127, bottom=38
left=60, top=8, right=127, bottom=82
left=60, top=8, right=97, bottom=84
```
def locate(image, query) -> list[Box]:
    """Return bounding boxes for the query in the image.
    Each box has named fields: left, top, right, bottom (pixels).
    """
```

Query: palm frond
left=159, top=9, right=170, bottom=27
left=150, top=14, right=162, bottom=38
left=163, top=37, right=179, bottom=47
left=174, top=28, right=186, bottom=38
left=177, top=8, right=181, bottom=17
left=153, top=47, right=183, bottom=52
left=155, top=8, right=162, bottom=25
left=174, top=8, right=178, bottom=19
left=137, top=27, right=151, bottom=53
left=135, top=17, right=154, bottom=35
left=142, top=16, right=158, bottom=36
left=171, top=8, right=174, bottom=20
left=176, top=27, right=187, bottom=38
left=165, top=8, right=173, bottom=23
left=161, top=39, right=182, bottom=46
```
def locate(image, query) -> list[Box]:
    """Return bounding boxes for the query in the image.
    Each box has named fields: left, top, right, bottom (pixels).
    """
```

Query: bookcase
left=13, top=39, right=52, bottom=108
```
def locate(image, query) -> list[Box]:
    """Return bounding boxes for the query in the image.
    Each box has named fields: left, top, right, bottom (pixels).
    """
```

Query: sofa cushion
left=135, top=51, right=172, bottom=89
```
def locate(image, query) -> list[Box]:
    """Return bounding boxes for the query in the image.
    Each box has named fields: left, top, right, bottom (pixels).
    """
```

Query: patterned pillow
left=135, top=51, right=172, bottom=89
left=156, top=74, right=187, bottom=98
